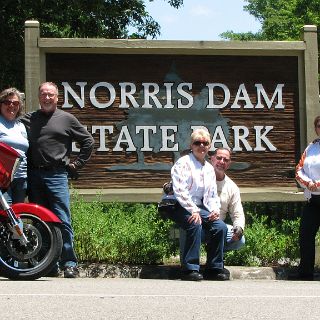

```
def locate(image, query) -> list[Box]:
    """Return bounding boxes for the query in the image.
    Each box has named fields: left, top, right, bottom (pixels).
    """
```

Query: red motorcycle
left=0, top=142, right=63, bottom=280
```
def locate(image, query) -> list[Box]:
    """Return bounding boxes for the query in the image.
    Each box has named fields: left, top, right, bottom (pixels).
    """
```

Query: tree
left=0, top=0, right=183, bottom=90
left=220, top=0, right=320, bottom=41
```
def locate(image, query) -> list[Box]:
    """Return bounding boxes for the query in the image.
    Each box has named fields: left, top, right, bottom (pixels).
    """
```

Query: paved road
left=1, top=277, right=320, bottom=320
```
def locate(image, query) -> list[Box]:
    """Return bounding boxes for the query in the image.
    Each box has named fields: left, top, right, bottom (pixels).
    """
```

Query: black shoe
left=46, top=266, right=60, bottom=277
left=181, top=270, right=203, bottom=281
left=64, top=266, right=79, bottom=278
left=203, top=268, right=230, bottom=281
left=287, top=272, right=314, bottom=281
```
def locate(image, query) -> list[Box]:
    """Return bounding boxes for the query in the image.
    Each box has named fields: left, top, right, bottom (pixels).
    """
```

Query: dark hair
left=314, top=116, right=320, bottom=128
left=210, top=147, right=232, bottom=157
left=0, top=87, right=24, bottom=118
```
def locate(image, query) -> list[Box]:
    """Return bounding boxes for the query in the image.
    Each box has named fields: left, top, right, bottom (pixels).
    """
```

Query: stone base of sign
left=71, top=187, right=306, bottom=203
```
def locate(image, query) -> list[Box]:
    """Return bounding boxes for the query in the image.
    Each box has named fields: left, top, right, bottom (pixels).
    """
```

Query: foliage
left=220, top=31, right=265, bottom=41
left=0, top=0, right=184, bottom=90
left=225, top=212, right=301, bottom=266
left=71, top=195, right=177, bottom=264
left=70, top=197, right=313, bottom=267
left=243, top=201, right=304, bottom=222
left=220, top=0, right=320, bottom=41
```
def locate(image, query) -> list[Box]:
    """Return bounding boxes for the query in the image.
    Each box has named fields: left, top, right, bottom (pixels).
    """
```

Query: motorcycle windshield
left=0, top=142, right=21, bottom=189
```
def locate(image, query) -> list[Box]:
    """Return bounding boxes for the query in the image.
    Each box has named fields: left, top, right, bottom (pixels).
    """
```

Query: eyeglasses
left=193, top=140, right=210, bottom=146
left=40, top=93, right=56, bottom=98
left=215, top=155, right=231, bottom=163
left=1, top=100, right=20, bottom=107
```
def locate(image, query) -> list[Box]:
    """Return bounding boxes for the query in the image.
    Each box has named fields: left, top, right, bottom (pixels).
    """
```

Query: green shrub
left=243, top=202, right=303, bottom=222
left=70, top=197, right=319, bottom=267
left=71, top=195, right=176, bottom=264
left=225, top=213, right=300, bottom=266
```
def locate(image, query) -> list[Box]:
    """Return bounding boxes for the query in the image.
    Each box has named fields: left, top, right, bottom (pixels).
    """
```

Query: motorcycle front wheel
left=0, top=213, right=62, bottom=280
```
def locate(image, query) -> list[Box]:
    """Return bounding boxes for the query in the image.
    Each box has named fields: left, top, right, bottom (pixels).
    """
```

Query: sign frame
left=24, top=21, right=319, bottom=202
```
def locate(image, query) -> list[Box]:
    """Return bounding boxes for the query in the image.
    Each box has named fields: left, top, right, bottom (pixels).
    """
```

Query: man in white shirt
left=210, top=147, right=245, bottom=250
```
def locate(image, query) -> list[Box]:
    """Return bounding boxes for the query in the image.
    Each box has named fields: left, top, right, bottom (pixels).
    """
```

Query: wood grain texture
left=46, top=54, right=300, bottom=189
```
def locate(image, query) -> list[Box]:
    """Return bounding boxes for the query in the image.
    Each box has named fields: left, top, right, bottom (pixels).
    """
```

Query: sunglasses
left=215, top=155, right=230, bottom=163
left=1, top=100, right=20, bottom=107
left=193, top=140, right=210, bottom=146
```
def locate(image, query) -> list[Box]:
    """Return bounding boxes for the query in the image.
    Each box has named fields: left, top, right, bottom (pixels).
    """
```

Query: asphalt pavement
left=1, top=277, right=320, bottom=320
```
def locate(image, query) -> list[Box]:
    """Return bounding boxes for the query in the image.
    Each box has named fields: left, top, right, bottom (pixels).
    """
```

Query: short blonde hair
left=190, top=128, right=211, bottom=144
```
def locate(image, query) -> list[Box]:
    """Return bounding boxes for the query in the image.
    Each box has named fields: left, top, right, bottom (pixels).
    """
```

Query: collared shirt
left=217, top=175, right=245, bottom=230
left=171, top=153, right=220, bottom=214
left=296, top=139, right=320, bottom=199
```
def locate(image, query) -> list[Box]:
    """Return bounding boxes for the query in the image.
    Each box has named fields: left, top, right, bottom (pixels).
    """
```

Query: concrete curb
left=73, top=263, right=291, bottom=280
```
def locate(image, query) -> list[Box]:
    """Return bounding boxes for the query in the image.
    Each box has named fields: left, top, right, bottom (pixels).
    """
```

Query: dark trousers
left=299, top=195, right=320, bottom=275
left=172, top=202, right=227, bottom=272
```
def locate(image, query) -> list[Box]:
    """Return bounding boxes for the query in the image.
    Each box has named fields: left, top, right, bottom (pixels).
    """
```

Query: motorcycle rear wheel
left=0, top=213, right=62, bottom=280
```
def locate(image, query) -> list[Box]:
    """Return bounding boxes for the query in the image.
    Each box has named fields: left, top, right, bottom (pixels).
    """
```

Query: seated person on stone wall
left=163, top=147, right=245, bottom=280
left=168, top=128, right=229, bottom=281
left=209, top=147, right=245, bottom=250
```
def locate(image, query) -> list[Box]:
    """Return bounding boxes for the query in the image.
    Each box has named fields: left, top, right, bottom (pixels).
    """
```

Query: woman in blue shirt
left=0, top=88, right=28, bottom=204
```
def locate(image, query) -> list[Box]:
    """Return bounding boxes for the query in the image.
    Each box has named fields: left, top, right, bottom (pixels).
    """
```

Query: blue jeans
left=225, top=224, right=246, bottom=251
left=203, top=218, right=228, bottom=270
left=28, top=167, right=77, bottom=269
left=3, top=177, right=27, bottom=205
left=172, top=203, right=227, bottom=271
left=298, top=196, right=320, bottom=275
left=179, top=225, right=245, bottom=264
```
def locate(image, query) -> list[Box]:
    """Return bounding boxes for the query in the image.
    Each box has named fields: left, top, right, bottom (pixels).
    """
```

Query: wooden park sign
left=25, top=21, right=319, bottom=202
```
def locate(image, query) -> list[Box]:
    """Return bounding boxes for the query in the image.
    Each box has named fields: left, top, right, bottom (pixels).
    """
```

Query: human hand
left=188, top=212, right=202, bottom=225
left=307, top=181, right=318, bottom=192
left=67, top=163, right=79, bottom=180
left=163, top=181, right=173, bottom=195
left=232, top=226, right=243, bottom=241
left=208, top=211, right=220, bottom=221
